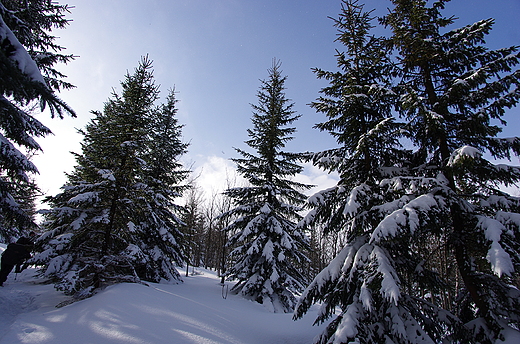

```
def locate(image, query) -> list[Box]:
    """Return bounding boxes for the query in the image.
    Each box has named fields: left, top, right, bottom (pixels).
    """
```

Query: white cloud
left=191, top=155, right=338, bottom=201
left=294, top=161, right=339, bottom=198
left=190, top=155, right=247, bottom=198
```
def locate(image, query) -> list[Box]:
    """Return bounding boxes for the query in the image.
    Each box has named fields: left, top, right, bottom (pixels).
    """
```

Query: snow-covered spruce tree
left=35, top=57, right=188, bottom=298
left=0, top=0, right=74, bottom=240
left=382, top=1, right=520, bottom=342
left=137, top=88, right=189, bottom=282
left=294, top=1, right=427, bottom=343
left=294, top=1, right=520, bottom=343
left=0, top=176, right=41, bottom=235
left=220, top=60, right=311, bottom=313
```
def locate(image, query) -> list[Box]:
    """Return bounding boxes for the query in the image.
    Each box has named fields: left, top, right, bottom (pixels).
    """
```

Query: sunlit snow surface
left=1, top=244, right=519, bottom=343
left=0, top=245, right=323, bottom=344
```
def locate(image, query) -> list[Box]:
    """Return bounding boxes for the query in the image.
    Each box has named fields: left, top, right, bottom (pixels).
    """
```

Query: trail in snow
left=1, top=243, right=519, bottom=344
left=0, top=256, right=324, bottom=343
left=0, top=287, right=36, bottom=337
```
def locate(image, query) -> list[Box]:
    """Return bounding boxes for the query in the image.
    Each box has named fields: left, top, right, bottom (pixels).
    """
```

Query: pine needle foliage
left=35, top=57, right=189, bottom=299
left=294, top=1, right=520, bottom=343
left=0, top=0, right=75, bottom=240
left=221, top=60, right=311, bottom=313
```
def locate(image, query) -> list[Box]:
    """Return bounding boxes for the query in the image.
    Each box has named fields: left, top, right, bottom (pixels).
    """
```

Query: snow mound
left=0, top=288, right=36, bottom=336
left=0, top=267, right=324, bottom=344
left=497, top=326, right=520, bottom=344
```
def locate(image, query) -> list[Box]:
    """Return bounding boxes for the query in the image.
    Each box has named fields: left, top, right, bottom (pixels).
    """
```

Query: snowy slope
left=1, top=244, right=519, bottom=344
left=0, top=245, right=324, bottom=344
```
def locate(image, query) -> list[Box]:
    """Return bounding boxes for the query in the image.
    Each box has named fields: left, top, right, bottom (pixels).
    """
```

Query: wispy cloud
left=191, top=156, right=338, bottom=201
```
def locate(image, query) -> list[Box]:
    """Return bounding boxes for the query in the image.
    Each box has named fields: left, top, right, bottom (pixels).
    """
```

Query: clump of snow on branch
left=0, top=10, right=46, bottom=85
left=448, top=146, right=482, bottom=166
left=477, top=215, right=514, bottom=277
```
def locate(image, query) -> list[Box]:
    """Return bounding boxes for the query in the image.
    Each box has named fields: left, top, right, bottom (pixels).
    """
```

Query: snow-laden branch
left=477, top=215, right=514, bottom=277
left=0, top=10, right=46, bottom=85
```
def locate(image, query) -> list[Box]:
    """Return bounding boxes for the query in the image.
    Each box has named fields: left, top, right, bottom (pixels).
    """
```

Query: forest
left=1, top=0, right=519, bottom=343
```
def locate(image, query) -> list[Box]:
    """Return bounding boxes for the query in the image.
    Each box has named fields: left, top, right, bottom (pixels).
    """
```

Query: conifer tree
left=383, top=1, right=520, bottom=342
left=138, top=88, right=189, bottom=282
left=181, top=183, right=205, bottom=275
left=0, top=176, right=41, bottom=240
left=0, top=0, right=74, bottom=240
left=221, top=60, right=311, bottom=313
left=35, top=57, right=189, bottom=299
left=294, top=1, right=520, bottom=343
left=294, top=1, right=415, bottom=342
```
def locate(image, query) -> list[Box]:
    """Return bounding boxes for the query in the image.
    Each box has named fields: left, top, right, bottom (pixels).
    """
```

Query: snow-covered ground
left=2, top=244, right=520, bottom=344
left=0, top=245, right=325, bottom=344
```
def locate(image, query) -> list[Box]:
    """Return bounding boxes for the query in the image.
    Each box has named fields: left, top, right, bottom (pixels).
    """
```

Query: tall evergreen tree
left=383, top=1, right=520, bottom=342
left=294, top=1, right=414, bottom=342
left=294, top=1, right=520, bottom=343
left=0, top=0, right=74, bottom=241
left=35, top=57, right=189, bottom=299
left=220, top=60, right=311, bottom=313
left=138, top=88, right=190, bottom=282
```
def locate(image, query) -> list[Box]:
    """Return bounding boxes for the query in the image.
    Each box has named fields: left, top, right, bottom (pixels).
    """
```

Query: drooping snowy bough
left=294, top=1, right=520, bottom=343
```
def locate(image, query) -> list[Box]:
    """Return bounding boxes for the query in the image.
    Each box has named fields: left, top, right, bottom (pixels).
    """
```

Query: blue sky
left=33, top=0, right=520, bottom=198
